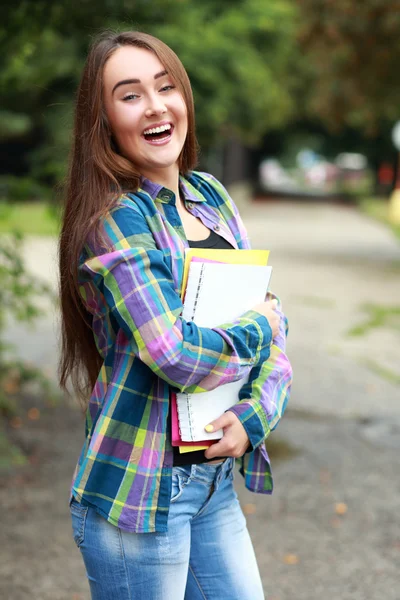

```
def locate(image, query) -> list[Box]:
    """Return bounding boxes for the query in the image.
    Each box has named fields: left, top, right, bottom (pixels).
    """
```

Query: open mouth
left=142, top=123, right=174, bottom=145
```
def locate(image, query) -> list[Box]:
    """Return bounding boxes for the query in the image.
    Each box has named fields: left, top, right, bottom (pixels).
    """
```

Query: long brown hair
left=58, top=30, right=198, bottom=406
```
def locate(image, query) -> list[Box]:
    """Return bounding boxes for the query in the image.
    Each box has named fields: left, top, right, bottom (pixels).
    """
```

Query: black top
left=172, top=228, right=235, bottom=466
left=186, top=228, right=233, bottom=248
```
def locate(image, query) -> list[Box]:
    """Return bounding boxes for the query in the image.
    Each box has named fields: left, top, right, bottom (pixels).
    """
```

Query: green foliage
left=0, top=0, right=298, bottom=184
left=0, top=428, right=27, bottom=469
left=0, top=231, right=55, bottom=326
left=0, top=176, right=50, bottom=202
left=347, top=303, right=400, bottom=337
left=295, top=0, right=400, bottom=133
left=0, top=111, right=32, bottom=142
left=360, top=358, right=400, bottom=386
left=150, top=0, right=297, bottom=147
left=0, top=200, right=59, bottom=235
left=359, top=197, right=400, bottom=241
left=3, top=0, right=400, bottom=186
left=0, top=232, right=56, bottom=414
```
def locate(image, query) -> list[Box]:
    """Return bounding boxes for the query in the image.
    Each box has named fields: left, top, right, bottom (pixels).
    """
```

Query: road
left=1, top=200, right=400, bottom=600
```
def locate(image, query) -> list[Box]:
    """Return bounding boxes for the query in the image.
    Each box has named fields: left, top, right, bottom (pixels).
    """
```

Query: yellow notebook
left=178, top=248, right=270, bottom=453
left=181, top=249, right=270, bottom=298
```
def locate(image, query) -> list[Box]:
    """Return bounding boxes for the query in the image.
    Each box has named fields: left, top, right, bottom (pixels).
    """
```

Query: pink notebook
left=170, top=393, right=213, bottom=447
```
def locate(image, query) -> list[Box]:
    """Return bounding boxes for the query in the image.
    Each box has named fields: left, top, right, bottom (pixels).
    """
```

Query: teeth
left=143, top=124, right=172, bottom=135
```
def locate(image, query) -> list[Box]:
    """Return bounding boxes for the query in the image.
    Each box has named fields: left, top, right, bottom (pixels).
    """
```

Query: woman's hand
left=252, top=298, right=280, bottom=339
left=203, top=411, right=250, bottom=460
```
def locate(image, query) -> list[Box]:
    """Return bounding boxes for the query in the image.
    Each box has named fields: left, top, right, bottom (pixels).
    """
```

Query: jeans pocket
left=170, top=473, right=184, bottom=503
left=170, top=469, right=191, bottom=504
left=70, top=498, right=89, bottom=548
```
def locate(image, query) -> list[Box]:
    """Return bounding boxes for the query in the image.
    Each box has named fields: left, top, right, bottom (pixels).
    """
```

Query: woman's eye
left=160, top=85, right=175, bottom=92
left=122, top=93, right=139, bottom=101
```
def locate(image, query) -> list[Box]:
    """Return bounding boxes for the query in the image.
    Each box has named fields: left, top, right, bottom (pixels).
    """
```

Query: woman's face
left=103, top=45, right=188, bottom=179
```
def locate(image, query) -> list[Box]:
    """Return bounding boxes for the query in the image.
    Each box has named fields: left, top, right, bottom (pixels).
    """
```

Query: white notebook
left=177, top=262, right=272, bottom=442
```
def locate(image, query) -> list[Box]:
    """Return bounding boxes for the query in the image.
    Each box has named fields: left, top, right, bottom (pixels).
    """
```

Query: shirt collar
left=139, top=174, right=206, bottom=205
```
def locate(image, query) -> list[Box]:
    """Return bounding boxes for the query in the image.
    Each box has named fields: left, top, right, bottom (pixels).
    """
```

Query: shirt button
left=213, top=224, right=220, bottom=232
left=187, top=202, right=194, bottom=209
left=159, top=190, right=173, bottom=201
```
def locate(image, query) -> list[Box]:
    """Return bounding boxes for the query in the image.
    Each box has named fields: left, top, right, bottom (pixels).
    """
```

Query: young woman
left=59, top=30, right=292, bottom=600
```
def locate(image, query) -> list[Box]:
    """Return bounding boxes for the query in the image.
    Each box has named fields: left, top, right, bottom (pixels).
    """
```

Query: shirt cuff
left=222, top=309, right=273, bottom=367
left=228, top=399, right=271, bottom=451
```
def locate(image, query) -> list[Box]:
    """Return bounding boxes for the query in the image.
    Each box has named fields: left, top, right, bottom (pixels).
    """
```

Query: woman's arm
left=204, top=294, right=292, bottom=460
left=79, top=202, right=273, bottom=393
left=192, top=172, right=292, bottom=452
left=228, top=293, right=292, bottom=450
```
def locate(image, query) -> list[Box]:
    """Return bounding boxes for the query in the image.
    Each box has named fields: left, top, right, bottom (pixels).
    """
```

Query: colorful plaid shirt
left=71, top=171, right=292, bottom=533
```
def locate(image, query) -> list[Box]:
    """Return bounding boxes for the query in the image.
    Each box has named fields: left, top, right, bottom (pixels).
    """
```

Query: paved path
left=246, top=201, right=400, bottom=420
left=1, top=201, right=400, bottom=600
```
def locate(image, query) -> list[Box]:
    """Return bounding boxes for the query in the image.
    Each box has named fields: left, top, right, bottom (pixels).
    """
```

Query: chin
left=145, top=154, right=182, bottom=170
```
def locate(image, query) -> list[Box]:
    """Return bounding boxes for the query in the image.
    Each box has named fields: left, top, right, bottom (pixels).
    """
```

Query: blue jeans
left=70, top=458, right=265, bottom=600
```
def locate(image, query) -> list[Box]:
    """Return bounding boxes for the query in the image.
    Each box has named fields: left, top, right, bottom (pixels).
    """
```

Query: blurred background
left=1, top=2, right=399, bottom=599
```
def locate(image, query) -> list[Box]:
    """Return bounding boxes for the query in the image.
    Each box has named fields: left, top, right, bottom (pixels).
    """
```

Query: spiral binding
left=176, top=263, right=206, bottom=440
left=189, top=263, right=206, bottom=321
left=176, top=393, right=196, bottom=440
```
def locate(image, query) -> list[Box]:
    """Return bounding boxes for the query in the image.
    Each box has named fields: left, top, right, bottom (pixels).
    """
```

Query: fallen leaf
left=242, top=503, right=257, bottom=515
left=335, top=502, right=348, bottom=515
left=10, top=416, right=22, bottom=429
left=27, top=407, right=40, bottom=420
left=283, top=553, right=299, bottom=565
left=319, top=468, right=331, bottom=484
left=28, top=453, right=39, bottom=465
left=330, top=517, right=341, bottom=528
left=3, top=379, right=20, bottom=394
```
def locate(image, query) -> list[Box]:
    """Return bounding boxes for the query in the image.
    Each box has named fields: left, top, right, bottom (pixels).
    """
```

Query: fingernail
left=205, top=424, right=214, bottom=432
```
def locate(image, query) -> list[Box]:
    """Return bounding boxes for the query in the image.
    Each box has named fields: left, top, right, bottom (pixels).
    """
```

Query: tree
left=0, top=0, right=298, bottom=188
left=295, top=0, right=400, bottom=134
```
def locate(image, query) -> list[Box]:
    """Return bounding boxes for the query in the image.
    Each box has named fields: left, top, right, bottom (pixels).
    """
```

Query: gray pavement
left=1, top=200, right=400, bottom=599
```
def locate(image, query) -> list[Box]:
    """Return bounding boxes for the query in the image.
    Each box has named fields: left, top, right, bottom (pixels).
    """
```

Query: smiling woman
left=103, top=46, right=188, bottom=188
left=58, top=30, right=291, bottom=600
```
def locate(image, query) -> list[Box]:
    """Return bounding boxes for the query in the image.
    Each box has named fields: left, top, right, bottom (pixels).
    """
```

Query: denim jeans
left=70, top=457, right=265, bottom=600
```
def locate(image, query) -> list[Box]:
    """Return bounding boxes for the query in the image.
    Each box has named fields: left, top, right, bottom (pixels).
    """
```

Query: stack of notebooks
left=172, top=248, right=272, bottom=455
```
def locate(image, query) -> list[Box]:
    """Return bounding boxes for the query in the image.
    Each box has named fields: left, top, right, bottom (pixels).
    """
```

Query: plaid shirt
left=71, top=171, right=292, bottom=533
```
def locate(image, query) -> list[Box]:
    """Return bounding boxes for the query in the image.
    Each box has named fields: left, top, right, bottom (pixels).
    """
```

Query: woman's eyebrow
left=112, top=70, right=168, bottom=95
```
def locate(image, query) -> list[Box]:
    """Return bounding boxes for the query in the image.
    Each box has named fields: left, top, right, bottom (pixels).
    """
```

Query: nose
left=144, top=91, right=167, bottom=118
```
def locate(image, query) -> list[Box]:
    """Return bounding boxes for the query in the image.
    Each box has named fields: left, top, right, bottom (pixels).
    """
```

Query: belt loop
left=224, top=457, right=233, bottom=479
left=215, top=460, right=225, bottom=486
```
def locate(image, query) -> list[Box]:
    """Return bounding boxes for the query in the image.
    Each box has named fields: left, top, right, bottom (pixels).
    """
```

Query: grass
left=0, top=201, right=60, bottom=236
left=359, top=358, right=400, bottom=386
left=347, top=303, right=400, bottom=337
left=0, top=428, right=27, bottom=471
left=265, top=435, right=301, bottom=462
left=294, top=295, right=336, bottom=309
left=358, top=196, right=400, bottom=241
